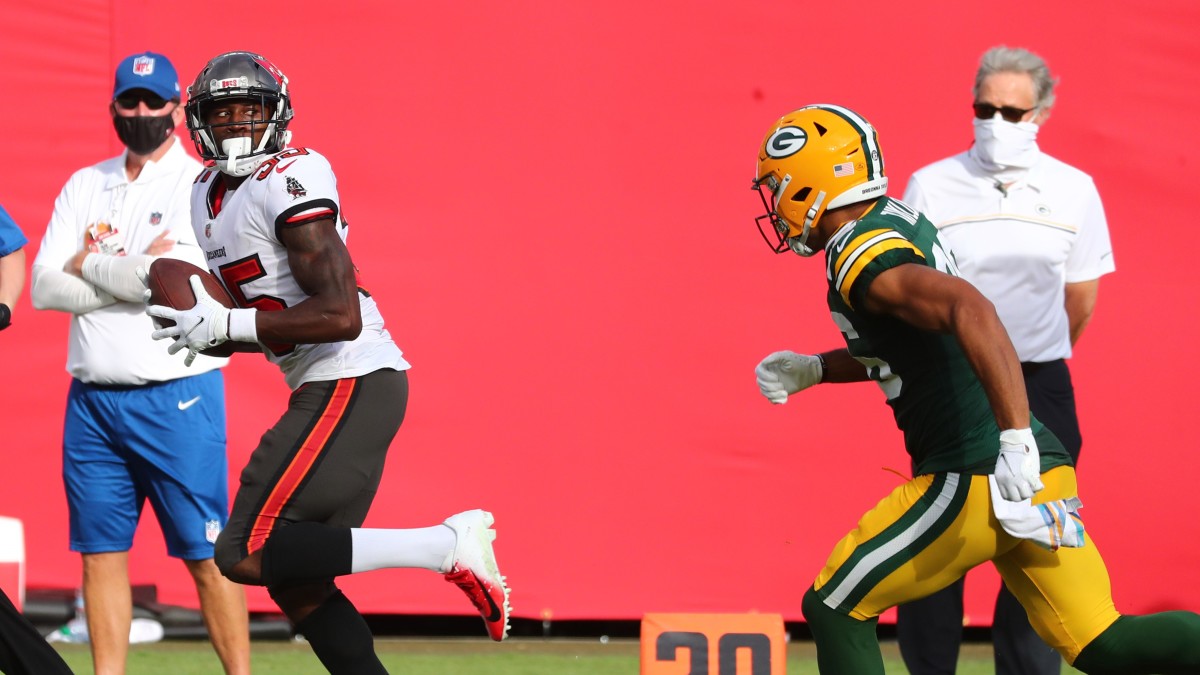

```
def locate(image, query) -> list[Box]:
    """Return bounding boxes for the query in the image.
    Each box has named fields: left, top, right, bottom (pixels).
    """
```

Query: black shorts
left=215, top=368, right=408, bottom=569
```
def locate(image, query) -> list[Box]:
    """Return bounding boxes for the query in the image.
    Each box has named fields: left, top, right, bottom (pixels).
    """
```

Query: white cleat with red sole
left=443, top=509, right=511, bottom=641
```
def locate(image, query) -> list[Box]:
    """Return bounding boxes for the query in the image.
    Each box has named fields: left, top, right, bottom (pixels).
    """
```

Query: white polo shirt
left=33, top=138, right=226, bottom=385
left=903, top=150, right=1114, bottom=363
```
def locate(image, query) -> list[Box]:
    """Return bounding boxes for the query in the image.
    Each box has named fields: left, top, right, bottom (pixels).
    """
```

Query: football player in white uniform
left=144, top=52, right=510, bottom=673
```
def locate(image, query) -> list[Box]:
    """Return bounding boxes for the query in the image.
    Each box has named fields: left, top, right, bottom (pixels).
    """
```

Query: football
left=147, top=258, right=238, bottom=358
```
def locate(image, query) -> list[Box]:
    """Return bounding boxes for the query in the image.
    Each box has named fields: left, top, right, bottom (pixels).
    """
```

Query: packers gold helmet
left=753, top=105, right=887, bottom=256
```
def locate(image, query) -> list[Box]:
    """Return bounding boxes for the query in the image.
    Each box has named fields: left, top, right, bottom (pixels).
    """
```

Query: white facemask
left=971, top=117, right=1040, bottom=173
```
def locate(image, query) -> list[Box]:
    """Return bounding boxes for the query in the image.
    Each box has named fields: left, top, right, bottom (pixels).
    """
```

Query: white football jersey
left=190, top=148, right=409, bottom=389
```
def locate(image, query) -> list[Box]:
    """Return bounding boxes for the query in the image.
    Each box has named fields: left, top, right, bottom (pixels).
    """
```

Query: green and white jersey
left=824, top=197, right=1068, bottom=475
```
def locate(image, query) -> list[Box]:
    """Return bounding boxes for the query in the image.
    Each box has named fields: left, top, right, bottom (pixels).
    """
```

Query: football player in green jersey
left=750, top=104, right=1200, bottom=675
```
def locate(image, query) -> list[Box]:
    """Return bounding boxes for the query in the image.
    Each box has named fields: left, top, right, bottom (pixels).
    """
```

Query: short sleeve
left=830, top=228, right=926, bottom=309
left=258, top=150, right=340, bottom=241
left=1064, top=180, right=1115, bottom=283
left=0, top=205, right=28, bottom=257
left=901, top=175, right=930, bottom=215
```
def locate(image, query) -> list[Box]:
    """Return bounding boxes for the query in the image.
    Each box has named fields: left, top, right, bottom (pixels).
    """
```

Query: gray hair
left=974, top=46, right=1058, bottom=111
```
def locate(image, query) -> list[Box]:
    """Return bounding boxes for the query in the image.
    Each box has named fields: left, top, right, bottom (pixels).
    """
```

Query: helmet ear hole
left=792, top=187, right=812, bottom=202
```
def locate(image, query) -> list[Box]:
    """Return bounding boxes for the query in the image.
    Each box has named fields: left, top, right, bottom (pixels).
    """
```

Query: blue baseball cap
left=113, top=52, right=181, bottom=101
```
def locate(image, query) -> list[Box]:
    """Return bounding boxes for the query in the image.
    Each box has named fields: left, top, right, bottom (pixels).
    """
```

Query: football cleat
left=443, top=509, right=511, bottom=641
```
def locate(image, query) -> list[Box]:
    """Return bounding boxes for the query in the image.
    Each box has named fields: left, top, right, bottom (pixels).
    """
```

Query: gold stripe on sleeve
left=838, top=238, right=924, bottom=307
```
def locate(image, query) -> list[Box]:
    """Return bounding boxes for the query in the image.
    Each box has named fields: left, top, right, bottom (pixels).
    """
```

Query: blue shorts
left=63, top=370, right=229, bottom=560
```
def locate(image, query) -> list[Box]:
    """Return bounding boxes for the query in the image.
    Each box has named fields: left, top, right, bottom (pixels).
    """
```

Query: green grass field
left=50, top=638, right=1086, bottom=674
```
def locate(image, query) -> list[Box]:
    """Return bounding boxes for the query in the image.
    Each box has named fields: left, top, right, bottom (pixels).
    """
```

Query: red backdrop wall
left=1, top=0, right=1197, bottom=625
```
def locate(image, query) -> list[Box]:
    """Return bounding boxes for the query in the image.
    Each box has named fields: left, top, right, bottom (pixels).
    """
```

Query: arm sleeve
left=31, top=174, right=118, bottom=312
left=81, top=252, right=155, bottom=303
left=30, top=264, right=116, bottom=313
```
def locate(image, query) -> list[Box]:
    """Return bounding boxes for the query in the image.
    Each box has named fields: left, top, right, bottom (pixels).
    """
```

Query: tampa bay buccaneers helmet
left=186, top=51, right=294, bottom=177
left=753, top=104, right=887, bottom=256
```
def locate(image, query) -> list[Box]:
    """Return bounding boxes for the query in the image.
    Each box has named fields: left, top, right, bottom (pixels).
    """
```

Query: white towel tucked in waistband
left=988, top=475, right=1086, bottom=551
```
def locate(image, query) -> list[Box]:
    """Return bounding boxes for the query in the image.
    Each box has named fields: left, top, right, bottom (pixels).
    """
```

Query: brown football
left=147, top=258, right=238, bottom=358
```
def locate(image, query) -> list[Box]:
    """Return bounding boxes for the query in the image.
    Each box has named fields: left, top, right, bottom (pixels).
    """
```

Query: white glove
left=755, top=351, right=824, bottom=404
left=146, top=275, right=231, bottom=367
left=994, top=428, right=1045, bottom=501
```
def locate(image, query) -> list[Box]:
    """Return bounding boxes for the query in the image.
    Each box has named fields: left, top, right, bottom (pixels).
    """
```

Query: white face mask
left=972, top=117, right=1040, bottom=172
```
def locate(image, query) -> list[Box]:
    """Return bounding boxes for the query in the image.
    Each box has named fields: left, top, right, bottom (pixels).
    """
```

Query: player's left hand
left=755, top=350, right=824, bottom=404
left=146, top=274, right=230, bottom=367
left=994, top=428, right=1045, bottom=501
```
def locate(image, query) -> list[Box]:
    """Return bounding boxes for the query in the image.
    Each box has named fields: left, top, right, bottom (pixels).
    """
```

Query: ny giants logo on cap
left=132, top=56, right=155, bottom=76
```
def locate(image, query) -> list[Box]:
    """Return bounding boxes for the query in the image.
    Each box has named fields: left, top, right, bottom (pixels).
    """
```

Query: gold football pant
left=812, top=466, right=1118, bottom=664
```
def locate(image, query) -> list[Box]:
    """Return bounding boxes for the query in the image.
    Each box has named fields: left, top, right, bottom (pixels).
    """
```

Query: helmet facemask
left=753, top=173, right=824, bottom=257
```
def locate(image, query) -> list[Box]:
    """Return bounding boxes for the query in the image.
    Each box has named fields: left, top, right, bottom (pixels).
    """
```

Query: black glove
left=0, top=303, right=10, bottom=331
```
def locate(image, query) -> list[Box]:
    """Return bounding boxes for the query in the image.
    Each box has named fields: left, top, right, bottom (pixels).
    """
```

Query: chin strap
left=789, top=190, right=827, bottom=257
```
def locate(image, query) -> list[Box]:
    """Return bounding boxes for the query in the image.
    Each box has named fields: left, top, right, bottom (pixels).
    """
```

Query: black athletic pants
left=0, top=589, right=73, bottom=675
left=897, top=359, right=1082, bottom=675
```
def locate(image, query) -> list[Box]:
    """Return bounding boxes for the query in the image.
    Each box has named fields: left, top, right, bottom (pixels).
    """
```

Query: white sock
left=349, top=525, right=456, bottom=574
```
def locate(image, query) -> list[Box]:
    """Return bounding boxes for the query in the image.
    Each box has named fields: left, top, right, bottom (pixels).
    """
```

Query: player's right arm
left=865, top=263, right=1044, bottom=500
left=861, top=262, right=1029, bottom=432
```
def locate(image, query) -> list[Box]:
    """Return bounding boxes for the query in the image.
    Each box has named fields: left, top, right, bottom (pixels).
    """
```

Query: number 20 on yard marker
left=639, top=613, right=786, bottom=675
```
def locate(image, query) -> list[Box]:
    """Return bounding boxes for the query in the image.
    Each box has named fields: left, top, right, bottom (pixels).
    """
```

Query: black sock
left=802, top=584, right=887, bottom=675
left=260, top=522, right=353, bottom=586
left=294, top=590, right=387, bottom=675
left=1073, top=613, right=1200, bottom=674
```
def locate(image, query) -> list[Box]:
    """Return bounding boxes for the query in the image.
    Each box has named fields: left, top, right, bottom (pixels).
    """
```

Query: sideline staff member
left=897, top=45, right=1115, bottom=675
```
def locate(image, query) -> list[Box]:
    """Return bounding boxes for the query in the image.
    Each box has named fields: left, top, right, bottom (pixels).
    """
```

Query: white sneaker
left=443, top=509, right=511, bottom=641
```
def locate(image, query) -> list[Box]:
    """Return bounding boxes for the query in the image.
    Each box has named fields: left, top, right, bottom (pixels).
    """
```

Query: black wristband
left=0, top=303, right=10, bottom=331
left=815, top=352, right=827, bottom=383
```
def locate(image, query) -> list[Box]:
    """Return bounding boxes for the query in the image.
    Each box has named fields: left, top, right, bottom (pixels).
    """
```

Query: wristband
left=815, top=352, right=826, bottom=383
left=227, top=307, right=259, bottom=342
left=1000, top=428, right=1035, bottom=447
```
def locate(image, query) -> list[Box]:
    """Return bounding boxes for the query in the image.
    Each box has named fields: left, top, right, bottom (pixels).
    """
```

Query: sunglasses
left=972, top=102, right=1035, bottom=123
left=114, top=91, right=174, bottom=110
